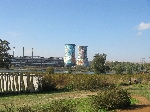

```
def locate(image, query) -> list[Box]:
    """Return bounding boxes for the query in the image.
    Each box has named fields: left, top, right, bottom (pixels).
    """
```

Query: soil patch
left=117, top=96, right=150, bottom=112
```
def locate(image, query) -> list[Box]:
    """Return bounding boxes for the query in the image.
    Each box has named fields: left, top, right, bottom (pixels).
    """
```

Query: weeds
left=90, top=88, right=131, bottom=111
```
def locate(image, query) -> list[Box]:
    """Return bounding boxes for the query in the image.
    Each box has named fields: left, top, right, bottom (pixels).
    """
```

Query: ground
left=37, top=91, right=150, bottom=112
left=1, top=90, right=150, bottom=111
left=117, top=96, right=150, bottom=112
left=54, top=91, right=150, bottom=112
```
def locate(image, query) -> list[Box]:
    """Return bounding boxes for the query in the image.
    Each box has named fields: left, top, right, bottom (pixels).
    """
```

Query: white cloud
left=137, top=22, right=150, bottom=30
left=137, top=32, right=142, bottom=36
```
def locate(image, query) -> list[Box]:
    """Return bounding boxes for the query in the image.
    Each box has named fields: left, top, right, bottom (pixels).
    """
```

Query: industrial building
left=76, top=46, right=88, bottom=66
left=10, top=44, right=89, bottom=67
left=64, top=44, right=76, bottom=66
left=10, top=47, right=64, bottom=67
left=10, top=56, right=64, bottom=67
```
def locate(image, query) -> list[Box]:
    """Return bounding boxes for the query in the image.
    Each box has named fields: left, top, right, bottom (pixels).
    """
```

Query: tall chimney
left=32, top=48, right=33, bottom=63
left=23, top=47, right=24, bottom=61
left=13, top=47, right=15, bottom=58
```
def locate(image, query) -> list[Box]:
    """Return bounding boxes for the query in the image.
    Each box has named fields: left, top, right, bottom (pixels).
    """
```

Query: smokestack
left=13, top=47, right=15, bottom=58
left=23, top=47, right=24, bottom=62
left=23, top=47, right=24, bottom=58
left=32, top=48, right=33, bottom=63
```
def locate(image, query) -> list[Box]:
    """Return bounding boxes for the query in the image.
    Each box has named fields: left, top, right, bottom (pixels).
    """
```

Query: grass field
left=0, top=87, right=142, bottom=112
left=0, top=74, right=150, bottom=112
left=127, top=84, right=150, bottom=100
left=0, top=90, right=97, bottom=111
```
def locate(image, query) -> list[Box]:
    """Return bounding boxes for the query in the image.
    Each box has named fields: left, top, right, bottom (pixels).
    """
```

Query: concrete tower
left=64, top=44, right=76, bottom=66
left=76, top=46, right=88, bottom=66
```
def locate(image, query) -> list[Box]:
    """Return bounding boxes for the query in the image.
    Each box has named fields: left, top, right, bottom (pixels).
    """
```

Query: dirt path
left=117, top=96, right=150, bottom=112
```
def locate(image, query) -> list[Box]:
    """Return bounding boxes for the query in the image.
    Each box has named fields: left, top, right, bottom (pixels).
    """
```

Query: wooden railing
left=0, top=72, right=42, bottom=93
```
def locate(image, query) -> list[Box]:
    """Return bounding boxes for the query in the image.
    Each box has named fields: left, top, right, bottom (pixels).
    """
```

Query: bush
left=42, top=74, right=58, bottom=91
left=42, top=74, right=70, bottom=91
left=0, top=104, right=15, bottom=112
left=46, top=66, right=54, bottom=74
left=42, top=74, right=116, bottom=92
left=17, top=105, right=34, bottom=112
left=44, top=99, right=78, bottom=112
left=90, top=88, right=131, bottom=111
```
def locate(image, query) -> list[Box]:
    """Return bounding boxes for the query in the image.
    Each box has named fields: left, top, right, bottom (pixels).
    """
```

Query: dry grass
left=0, top=90, right=97, bottom=110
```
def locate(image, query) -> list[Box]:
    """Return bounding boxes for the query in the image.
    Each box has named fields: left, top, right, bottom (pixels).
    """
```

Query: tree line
left=1, top=39, right=150, bottom=75
left=91, top=53, right=150, bottom=74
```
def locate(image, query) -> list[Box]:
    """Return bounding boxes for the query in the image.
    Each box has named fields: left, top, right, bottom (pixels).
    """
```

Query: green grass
left=0, top=90, right=117, bottom=112
left=121, top=83, right=150, bottom=106
left=0, top=90, right=95, bottom=111
left=127, top=84, right=150, bottom=99
left=130, top=98, right=139, bottom=105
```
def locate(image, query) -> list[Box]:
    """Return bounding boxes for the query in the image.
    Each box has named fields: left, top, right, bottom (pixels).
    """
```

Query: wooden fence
left=0, top=72, right=42, bottom=93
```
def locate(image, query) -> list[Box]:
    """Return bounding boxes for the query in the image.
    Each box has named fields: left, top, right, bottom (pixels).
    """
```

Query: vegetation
left=42, top=74, right=115, bottom=91
left=0, top=39, right=11, bottom=69
left=0, top=89, right=131, bottom=112
left=46, top=99, right=78, bottom=112
left=67, top=67, right=72, bottom=74
left=92, top=53, right=107, bottom=74
left=115, top=64, right=124, bottom=74
left=91, top=88, right=131, bottom=111
left=104, top=61, right=150, bottom=75
left=0, top=73, right=150, bottom=111
left=46, top=66, right=54, bottom=74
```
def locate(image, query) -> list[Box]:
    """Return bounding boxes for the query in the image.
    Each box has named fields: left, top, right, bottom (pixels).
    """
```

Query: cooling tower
left=64, top=44, right=76, bottom=66
left=76, top=46, right=88, bottom=66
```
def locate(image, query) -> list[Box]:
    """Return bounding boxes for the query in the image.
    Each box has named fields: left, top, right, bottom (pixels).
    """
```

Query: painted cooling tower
left=76, top=46, right=88, bottom=66
left=64, top=44, right=76, bottom=66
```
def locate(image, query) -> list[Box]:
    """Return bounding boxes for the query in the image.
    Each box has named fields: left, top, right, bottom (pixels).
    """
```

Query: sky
left=0, top=0, right=150, bottom=62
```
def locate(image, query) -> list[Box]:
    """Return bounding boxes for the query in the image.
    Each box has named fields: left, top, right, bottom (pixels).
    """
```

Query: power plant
left=76, top=46, right=88, bottom=66
left=10, top=47, right=64, bottom=67
left=64, top=44, right=76, bottom=66
left=10, top=44, right=88, bottom=67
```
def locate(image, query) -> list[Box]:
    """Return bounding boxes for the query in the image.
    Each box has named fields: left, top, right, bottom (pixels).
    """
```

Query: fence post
left=6, top=73, right=8, bottom=93
left=0, top=76, right=1, bottom=92
left=12, top=73, right=15, bottom=92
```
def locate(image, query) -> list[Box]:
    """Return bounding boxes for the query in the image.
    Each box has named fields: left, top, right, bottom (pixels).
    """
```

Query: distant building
left=10, top=47, right=64, bottom=67
left=64, top=44, right=76, bottom=67
left=76, top=46, right=88, bottom=66
left=10, top=56, right=64, bottom=67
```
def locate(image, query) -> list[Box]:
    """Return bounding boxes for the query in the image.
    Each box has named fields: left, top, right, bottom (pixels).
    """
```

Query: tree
left=67, top=67, right=72, bottom=74
left=0, top=39, right=11, bottom=69
left=126, top=65, right=133, bottom=74
left=92, top=53, right=107, bottom=74
left=75, top=65, right=83, bottom=72
left=115, top=64, right=124, bottom=74
left=46, top=66, right=54, bottom=74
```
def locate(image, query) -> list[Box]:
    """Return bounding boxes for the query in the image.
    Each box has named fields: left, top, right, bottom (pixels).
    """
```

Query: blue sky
left=0, top=0, right=150, bottom=62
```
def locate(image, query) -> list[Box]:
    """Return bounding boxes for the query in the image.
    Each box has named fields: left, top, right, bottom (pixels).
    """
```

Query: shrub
left=42, top=74, right=57, bottom=91
left=0, top=104, right=15, bottom=112
left=67, top=67, right=72, bottom=74
left=42, top=74, right=70, bottom=91
left=42, top=74, right=116, bottom=92
left=17, top=105, right=34, bottom=112
left=90, top=88, right=131, bottom=111
left=45, top=99, right=78, bottom=112
left=46, top=66, right=54, bottom=74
